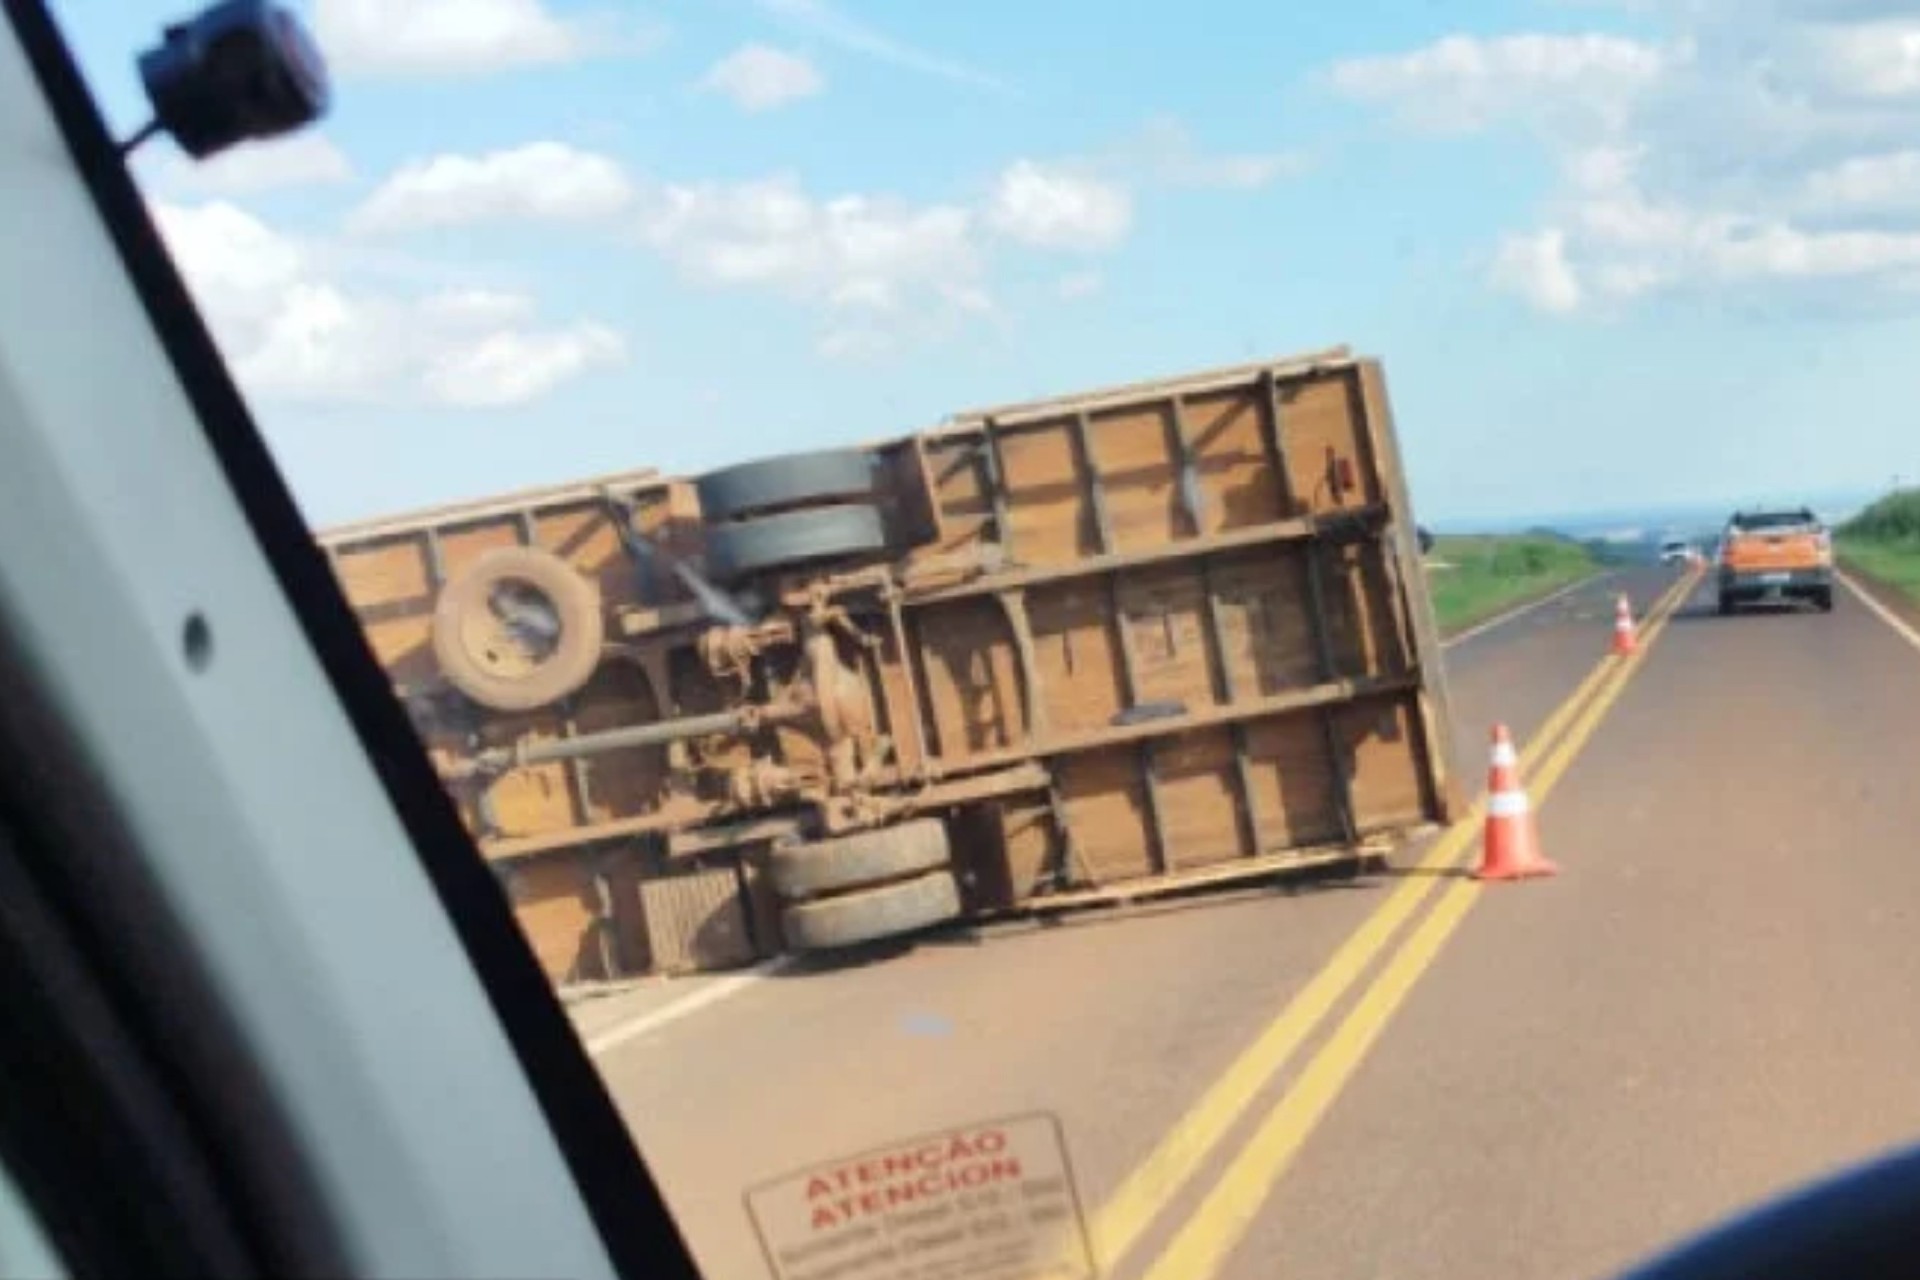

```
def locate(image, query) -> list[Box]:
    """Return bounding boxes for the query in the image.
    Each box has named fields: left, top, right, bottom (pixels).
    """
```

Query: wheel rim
left=457, top=578, right=562, bottom=680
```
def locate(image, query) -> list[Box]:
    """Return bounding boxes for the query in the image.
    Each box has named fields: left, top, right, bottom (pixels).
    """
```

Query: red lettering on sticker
left=803, top=1134, right=1029, bottom=1230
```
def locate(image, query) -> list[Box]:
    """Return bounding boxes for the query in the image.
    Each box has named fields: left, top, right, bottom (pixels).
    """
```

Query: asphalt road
left=584, top=563, right=1920, bottom=1280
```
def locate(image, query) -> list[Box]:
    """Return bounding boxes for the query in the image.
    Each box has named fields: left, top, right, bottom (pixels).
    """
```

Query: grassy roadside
left=1427, top=535, right=1599, bottom=636
left=1837, top=539, right=1920, bottom=602
left=1837, top=490, right=1920, bottom=605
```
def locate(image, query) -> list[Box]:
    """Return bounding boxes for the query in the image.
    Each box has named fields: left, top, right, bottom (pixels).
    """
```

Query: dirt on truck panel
left=317, top=347, right=1458, bottom=982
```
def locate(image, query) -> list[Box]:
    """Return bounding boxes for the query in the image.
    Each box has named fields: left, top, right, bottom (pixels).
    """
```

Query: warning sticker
left=744, top=1113, right=1094, bottom=1280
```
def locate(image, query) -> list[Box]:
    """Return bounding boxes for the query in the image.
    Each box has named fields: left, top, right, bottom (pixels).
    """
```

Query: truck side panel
left=318, top=351, right=1453, bottom=983
left=907, top=358, right=1438, bottom=907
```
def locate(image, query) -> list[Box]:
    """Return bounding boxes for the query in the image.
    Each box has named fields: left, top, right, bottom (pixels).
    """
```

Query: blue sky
left=55, top=0, right=1920, bottom=529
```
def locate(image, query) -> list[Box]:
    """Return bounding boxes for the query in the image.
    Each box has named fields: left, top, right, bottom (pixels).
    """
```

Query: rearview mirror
left=134, top=0, right=328, bottom=159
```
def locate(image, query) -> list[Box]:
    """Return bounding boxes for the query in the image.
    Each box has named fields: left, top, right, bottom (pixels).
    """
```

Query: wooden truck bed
left=318, top=348, right=1456, bottom=981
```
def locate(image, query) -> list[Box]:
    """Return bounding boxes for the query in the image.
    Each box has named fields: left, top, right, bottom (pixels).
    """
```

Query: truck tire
left=781, top=870, right=962, bottom=952
left=706, top=503, right=887, bottom=582
left=770, top=819, right=951, bottom=899
left=1815, top=589, right=1835, bottom=613
left=698, top=449, right=877, bottom=522
left=432, top=546, right=604, bottom=712
left=1717, top=593, right=1735, bottom=617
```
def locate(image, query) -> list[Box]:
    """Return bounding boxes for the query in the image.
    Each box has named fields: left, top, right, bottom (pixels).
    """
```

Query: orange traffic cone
left=1611, top=593, right=1638, bottom=656
left=1474, top=724, right=1557, bottom=882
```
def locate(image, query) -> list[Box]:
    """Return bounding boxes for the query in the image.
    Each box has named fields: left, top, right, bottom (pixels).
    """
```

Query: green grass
left=1838, top=537, right=1920, bottom=603
left=1838, top=490, right=1920, bottom=605
left=1427, top=535, right=1599, bottom=636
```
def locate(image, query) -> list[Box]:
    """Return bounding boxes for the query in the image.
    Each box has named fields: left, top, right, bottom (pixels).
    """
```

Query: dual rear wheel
left=770, top=819, right=962, bottom=952
left=696, top=448, right=888, bottom=585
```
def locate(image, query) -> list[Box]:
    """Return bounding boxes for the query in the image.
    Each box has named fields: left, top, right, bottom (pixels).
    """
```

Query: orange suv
left=1717, top=507, right=1834, bottom=615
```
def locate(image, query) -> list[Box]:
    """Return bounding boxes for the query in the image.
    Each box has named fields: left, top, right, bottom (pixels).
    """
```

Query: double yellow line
left=1086, top=568, right=1700, bottom=1280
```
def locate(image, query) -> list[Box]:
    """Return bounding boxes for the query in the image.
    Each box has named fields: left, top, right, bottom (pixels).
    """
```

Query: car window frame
left=1, top=2, right=698, bottom=1274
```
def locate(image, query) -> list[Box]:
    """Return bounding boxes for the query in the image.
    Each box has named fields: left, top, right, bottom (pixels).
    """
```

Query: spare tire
left=706, top=503, right=887, bottom=583
left=698, top=449, right=878, bottom=523
left=770, top=819, right=951, bottom=899
left=781, top=870, right=962, bottom=952
left=431, top=546, right=604, bottom=712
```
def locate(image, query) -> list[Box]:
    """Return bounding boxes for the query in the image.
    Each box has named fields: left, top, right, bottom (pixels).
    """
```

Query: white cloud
left=1056, top=270, right=1104, bottom=299
left=349, top=143, right=636, bottom=233
left=1329, top=33, right=1670, bottom=133
left=1494, top=157, right=1920, bottom=311
left=424, top=326, right=627, bottom=406
left=642, top=174, right=981, bottom=311
left=816, top=326, right=893, bottom=360
left=1490, top=230, right=1584, bottom=312
left=1336, top=14, right=1920, bottom=312
left=638, top=175, right=996, bottom=353
left=1808, top=21, right=1920, bottom=98
left=153, top=200, right=625, bottom=405
left=148, top=133, right=353, bottom=195
left=987, top=161, right=1131, bottom=251
left=420, top=288, right=538, bottom=326
left=701, top=45, right=825, bottom=111
left=1125, top=117, right=1306, bottom=190
left=1803, top=150, right=1920, bottom=211
left=749, top=0, right=1009, bottom=93
left=313, top=0, right=661, bottom=77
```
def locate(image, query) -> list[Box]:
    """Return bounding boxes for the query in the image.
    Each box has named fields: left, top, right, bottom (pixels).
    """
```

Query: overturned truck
left=320, top=347, right=1460, bottom=981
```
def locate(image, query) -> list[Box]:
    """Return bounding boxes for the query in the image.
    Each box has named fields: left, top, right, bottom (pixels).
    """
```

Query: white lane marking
left=1443, top=571, right=1617, bottom=649
left=586, top=955, right=794, bottom=1057
left=1839, top=570, right=1920, bottom=652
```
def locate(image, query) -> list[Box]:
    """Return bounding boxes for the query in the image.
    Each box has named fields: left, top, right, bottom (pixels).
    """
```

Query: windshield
left=1731, top=512, right=1820, bottom=533
left=52, top=3, right=1920, bottom=1279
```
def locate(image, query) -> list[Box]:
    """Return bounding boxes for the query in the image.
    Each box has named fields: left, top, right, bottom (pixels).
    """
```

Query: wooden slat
left=938, top=346, right=1356, bottom=433
left=1229, top=724, right=1265, bottom=855
left=996, top=589, right=1049, bottom=739
left=1103, top=571, right=1168, bottom=871
left=1072, top=410, right=1115, bottom=552
left=887, top=592, right=932, bottom=779
left=1354, top=359, right=1459, bottom=822
left=1014, top=834, right=1400, bottom=912
left=1043, top=782, right=1083, bottom=892
left=1260, top=368, right=1298, bottom=517
left=1138, top=743, right=1170, bottom=873
left=1166, top=395, right=1205, bottom=535
left=1197, top=556, right=1260, bottom=857
left=314, top=466, right=664, bottom=546
left=908, top=505, right=1387, bottom=604
left=950, top=672, right=1418, bottom=775
left=980, top=417, right=1014, bottom=558
left=1302, top=544, right=1358, bottom=843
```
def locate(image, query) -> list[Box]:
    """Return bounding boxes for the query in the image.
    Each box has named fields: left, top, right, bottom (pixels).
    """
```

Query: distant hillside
left=1837, top=489, right=1920, bottom=606
left=1840, top=489, right=1920, bottom=542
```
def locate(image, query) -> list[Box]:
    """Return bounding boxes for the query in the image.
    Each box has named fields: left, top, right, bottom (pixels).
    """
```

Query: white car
left=1659, top=539, right=1693, bottom=564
